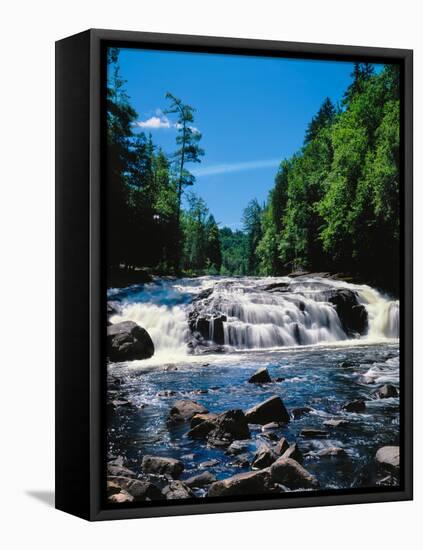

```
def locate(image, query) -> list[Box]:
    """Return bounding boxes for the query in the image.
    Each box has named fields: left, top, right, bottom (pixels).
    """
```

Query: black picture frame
left=55, top=28, right=413, bottom=521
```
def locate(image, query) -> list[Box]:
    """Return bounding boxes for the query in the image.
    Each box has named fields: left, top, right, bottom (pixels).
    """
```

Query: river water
left=107, top=275, right=400, bottom=494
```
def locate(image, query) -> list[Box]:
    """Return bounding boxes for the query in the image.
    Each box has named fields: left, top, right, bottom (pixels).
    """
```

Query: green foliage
left=242, top=199, right=263, bottom=275
left=219, top=227, right=248, bottom=276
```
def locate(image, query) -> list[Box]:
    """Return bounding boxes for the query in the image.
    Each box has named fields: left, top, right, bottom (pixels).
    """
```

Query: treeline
left=106, top=48, right=222, bottom=276
left=242, top=63, right=400, bottom=292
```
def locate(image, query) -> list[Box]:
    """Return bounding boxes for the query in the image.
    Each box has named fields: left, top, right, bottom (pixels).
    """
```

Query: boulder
left=108, top=489, right=134, bottom=503
left=207, top=409, right=251, bottom=446
left=168, top=400, right=209, bottom=423
left=141, top=455, right=184, bottom=478
left=374, top=384, right=399, bottom=399
left=342, top=399, right=366, bottom=413
left=291, top=407, right=312, bottom=419
left=226, top=440, right=250, bottom=456
left=187, top=419, right=216, bottom=439
left=270, top=458, right=319, bottom=489
left=107, top=321, right=154, bottom=361
left=248, top=368, right=272, bottom=384
left=300, top=428, right=329, bottom=438
left=375, top=446, right=400, bottom=472
left=190, top=412, right=218, bottom=428
left=184, top=471, right=216, bottom=488
left=251, top=444, right=278, bottom=469
left=162, top=481, right=194, bottom=500
left=281, top=443, right=303, bottom=464
left=274, top=437, right=290, bottom=456
left=108, top=476, right=162, bottom=501
left=245, top=396, right=290, bottom=425
left=326, top=289, right=368, bottom=336
left=208, top=469, right=273, bottom=497
left=107, top=463, right=136, bottom=478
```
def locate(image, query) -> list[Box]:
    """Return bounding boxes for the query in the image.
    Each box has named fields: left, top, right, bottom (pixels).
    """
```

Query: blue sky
left=116, top=48, right=362, bottom=230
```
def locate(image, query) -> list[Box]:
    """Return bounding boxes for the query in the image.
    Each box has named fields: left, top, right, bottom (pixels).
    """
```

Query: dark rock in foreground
left=342, top=399, right=366, bottom=413
left=251, top=444, right=278, bottom=469
left=375, top=446, right=400, bottom=472
left=274, top=437, right=290, bottom=456
left=162, top=480, right=194, bottom=499
left=245, top=396, right=290, bottom=425
left=141, top=455, right=184, bottom=478
left=108, top=489, right=134, bottom=503
left=108, top=476, right=162, bottom=501
left=190, top=412, right=218, bottom=428
left=168, top=399, right=209, bottom=423
left=208, top=469, right=273, bottom=497
left=374, top=384, right=399, bottom=399
left=292, top=406, right=312, bottom=419
left=248, top=368, right=272, bottom=384
left=184, top=471, right=216, bottom=488
left=281, top=443, right=303, bottom=463
left=107, top=463, right=136, bottom=478
left=270, top=457, right=319, bottom=489
left=207, top=409, right=251, bottom=446
left=107, top=320, right=154, bottom=361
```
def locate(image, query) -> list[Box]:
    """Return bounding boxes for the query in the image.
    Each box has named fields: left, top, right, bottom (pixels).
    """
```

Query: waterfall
left=108, top=276, right=399, bottom=357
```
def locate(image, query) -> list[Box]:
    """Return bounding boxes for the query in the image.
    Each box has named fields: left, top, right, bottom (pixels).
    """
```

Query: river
left=107, top=275, right=400, bottom=497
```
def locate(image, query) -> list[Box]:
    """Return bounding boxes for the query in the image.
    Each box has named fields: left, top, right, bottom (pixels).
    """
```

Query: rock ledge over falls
left=186, top=278, right=369, bottom=353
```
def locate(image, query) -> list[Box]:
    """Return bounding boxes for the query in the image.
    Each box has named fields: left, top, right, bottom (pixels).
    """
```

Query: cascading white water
left=108, top=276, right=399, bottom=358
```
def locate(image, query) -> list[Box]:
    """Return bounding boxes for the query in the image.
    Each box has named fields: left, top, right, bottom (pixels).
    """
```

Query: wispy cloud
left=192, top=159, right=281, bottom=177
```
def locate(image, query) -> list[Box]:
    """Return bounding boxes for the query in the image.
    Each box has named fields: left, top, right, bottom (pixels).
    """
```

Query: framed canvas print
left=55, top=29, right=413, bottom=521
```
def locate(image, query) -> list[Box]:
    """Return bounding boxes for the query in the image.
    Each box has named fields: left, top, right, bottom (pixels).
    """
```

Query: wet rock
left=281, top=443, right=303, bottom=463
left=107, top=463, right=136, bottom=478
left=274, top=377, right=285, bottom=383
left=245, top=396, right=290, bottom=425
left=108, top=489, right=134, bottom=503
left=251, top=444, right=278, bottom=469
left=261, top=422, right=280, bottom=431
left=226, top=440, right=250, bottom=456
left=107, top=479, right=122, bottom=497
left=168, top=399, right=209, bottom=423
left=323, top=418, right=348, bottom=428
left=274, top=437, right=290, bottom=456
left=375, top=446, right=400, bottom=472
left=291, top=407, right=312, bottom=419
left=374, top=384, right=399, bottom=399
left=248, top=368, right=272, bottom=384
left=107, top=399, right=135, bottom=412
left=207, top=409, right=251, bottom=446
left=326, top=289, right=368, bottom=336
left=141, top=455, right=184, bottom=478
left=208, top=469, right=273, bottom=497
left=342, top=399, right=366, bottom=413
left=162, top=480, right=194, bottom=500
left=199, top=459, right=219, bottom=469
left=157, top=390, right=177, bottom=397
left=339, top=360, right=355, bottom=368
left=317, top=447, right=347, bottom=458
left=270, top=458, right=319, bottom=489
left=231, top=454, right=250, bottom=468
left=184, top=471, right=216, bottom=488
left=191, top=412, right=218, bottom=428
left=300, top=428, right=329, bottom=438
left=187, top=419, right=216, bottom=439
left=107, top=320, right=154, bottom=361
left=108, top=476, right=162, bottom=501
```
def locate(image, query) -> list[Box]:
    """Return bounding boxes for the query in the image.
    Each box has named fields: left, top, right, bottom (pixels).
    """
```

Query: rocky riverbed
left=107, top=342, right=400, bottom=504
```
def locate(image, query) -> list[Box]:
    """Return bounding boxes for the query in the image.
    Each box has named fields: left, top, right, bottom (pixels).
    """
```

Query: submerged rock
left=323, top=418, right=348, bottom=428
left=208, top=469, right=273, bottom=497
left=317, top=447, right=347, bottom=458
left=141, top=455, right=184, bottom=478
left=300, top=428, right=329, bottom=438
left=245, top=396, right=290, bottom=425
left=168, top=399, right=209, bottom=423
left=342, top=399, right=366, bottom=413
left=374, top=384, right=399, bottom=399
left=107, top=320, right=154, bottom=361
left=375, top=446, right=400, bottom=472
left=248, top=368, right=272, bottom=384
left=270, top=458, right=319, bottom=489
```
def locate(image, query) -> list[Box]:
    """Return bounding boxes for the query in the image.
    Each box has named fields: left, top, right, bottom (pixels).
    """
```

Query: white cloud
left=136, top=115, right=171, bottom=129
left=191, top=159, right=280, bottom=177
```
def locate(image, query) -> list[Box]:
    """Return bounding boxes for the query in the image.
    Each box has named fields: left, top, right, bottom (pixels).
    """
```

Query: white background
left=0, top=0, right=420, bottom=548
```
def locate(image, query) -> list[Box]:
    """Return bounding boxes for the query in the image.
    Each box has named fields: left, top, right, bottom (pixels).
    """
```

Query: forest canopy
left=106, top=50, right=400, bottom=292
